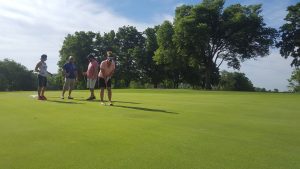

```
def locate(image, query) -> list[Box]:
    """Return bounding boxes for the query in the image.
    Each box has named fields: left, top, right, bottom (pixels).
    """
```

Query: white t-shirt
left=39, top=62, right=48, bottom=77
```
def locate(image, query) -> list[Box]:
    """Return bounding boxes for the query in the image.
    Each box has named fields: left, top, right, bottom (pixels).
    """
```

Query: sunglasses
left=108, top=57, right=114, bottom=62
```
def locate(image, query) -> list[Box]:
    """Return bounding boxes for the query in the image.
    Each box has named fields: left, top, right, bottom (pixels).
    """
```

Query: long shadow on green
left=45, top=100, right=84, bottom=104
left=74, top=99, right=141, bottom=105
left=113, top=105, right=178, bottom=114
left=113, top=100, right=141, bottom=104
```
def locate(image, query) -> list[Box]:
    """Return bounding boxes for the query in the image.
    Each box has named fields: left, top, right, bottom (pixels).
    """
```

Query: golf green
left=0, top=90, right=299, bottom=169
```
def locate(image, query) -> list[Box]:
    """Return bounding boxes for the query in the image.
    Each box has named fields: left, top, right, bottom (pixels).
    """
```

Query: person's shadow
left=112, top=100, right=141, bottom=104
left=113, top=105, right=178, bottom=114
left=45, top=100, right=84, bottom=104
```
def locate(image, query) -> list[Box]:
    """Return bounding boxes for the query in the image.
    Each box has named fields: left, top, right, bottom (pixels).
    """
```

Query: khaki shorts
left=63, top=78, right=75, bottom=90
left=87, top=79, right=97, bottom=89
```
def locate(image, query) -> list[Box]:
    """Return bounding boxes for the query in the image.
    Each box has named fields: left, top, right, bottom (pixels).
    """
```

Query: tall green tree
left=143, top=27, right=165, bottom=88
left=154, top=21, right=184, bottom=88
left=58, top=31, right=97, bottom=89
left=173, top=0, right=277, bottom=89
left=277, top=2, right=300, bottom=67
left=94, top=30, right=118, bottom=61
left=288, top=68, right=300, bottom=92
left=0, top=59, right=35, bottom=91
left=115, top=26, right=145, bottom=87
left=218, top=70, right=254, bottom=91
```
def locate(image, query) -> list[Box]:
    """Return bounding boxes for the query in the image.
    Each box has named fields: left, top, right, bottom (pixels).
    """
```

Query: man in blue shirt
left=61, top=56, right=77, bottom=99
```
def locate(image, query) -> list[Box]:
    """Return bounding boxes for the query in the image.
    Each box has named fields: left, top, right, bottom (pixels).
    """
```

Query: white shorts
left=87, top=78, right=97, bottom=89
left=64, top=78, right=76, bottom=89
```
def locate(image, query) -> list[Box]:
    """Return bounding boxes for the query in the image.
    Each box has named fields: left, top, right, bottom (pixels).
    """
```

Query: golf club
left=103, top=77, right=108, bottom=106
left=105, top=76, right=112, bottom=106
left=29, top=70, right=39, bottom=99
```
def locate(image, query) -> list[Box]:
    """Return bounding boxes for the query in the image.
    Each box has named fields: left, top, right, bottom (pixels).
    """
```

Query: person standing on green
left=98, top=50, right=116, bottom=106
left=83, top=54, right=99, bottom=100
left=35, top=54, right=52, bottom=100
left=61, top=56, right=77, bottom=99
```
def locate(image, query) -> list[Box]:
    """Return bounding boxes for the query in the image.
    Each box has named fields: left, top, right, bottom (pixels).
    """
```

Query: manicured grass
left=0, top=89, right=299, bottom=169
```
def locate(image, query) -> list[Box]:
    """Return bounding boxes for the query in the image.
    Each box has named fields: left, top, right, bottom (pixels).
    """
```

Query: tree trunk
left=125, top=79, right=131, bottom=88
left=204, top=59, right=213, bottom=90
left=173, top=73, right=179, bottom=89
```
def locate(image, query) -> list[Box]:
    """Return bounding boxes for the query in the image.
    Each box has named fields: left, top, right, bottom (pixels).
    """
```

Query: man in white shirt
left=98, top=50, right=116, bottom=106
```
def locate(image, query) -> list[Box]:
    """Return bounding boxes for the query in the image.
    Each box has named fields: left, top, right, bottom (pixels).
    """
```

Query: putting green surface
left=0, top=90, right=299, bottom=169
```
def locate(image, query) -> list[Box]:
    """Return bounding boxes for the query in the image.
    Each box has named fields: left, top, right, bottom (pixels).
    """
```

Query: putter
left=30, top=70, right=39, bottom=98
left=105, top=77, right=112, bottom=106
left=104, top=78, right=107, bottom=106
left=83, top=74, right=87, bottom=84
left=99, top=77, right=106, bottom=106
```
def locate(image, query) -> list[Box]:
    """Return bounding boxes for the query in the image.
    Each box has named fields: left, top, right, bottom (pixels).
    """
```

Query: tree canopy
left=0, top=59, right=36, bottom=91
left=172, top=0, right=277, bottom=89
left=56, top=0, right=278, bottom=91
left=288, top=68, right=300, bottom=92
left=277, top=2, right=300, bottom=67
left=218, top=70, right=254, bottom=91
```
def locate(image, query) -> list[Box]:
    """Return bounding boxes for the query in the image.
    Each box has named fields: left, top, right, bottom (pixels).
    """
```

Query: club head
left=30, top=95, right=38, bottom=98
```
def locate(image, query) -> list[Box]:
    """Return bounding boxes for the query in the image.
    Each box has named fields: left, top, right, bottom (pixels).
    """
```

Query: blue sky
left=0, top=0, right=298, bottom=91
left=95, top=0, right=199, bottom=23
left=97, top=0, right=298, bottom=28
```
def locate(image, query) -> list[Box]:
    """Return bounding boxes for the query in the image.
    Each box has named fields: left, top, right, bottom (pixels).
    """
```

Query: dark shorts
left=99, top=78, right=112, bottom=88
left=38, top=75, right=47, bottom=87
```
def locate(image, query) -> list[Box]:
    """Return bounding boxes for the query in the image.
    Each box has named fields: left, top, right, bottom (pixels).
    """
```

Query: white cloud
left=153, top=13, right=174, bottom=24
left=220, top=50, right=293, bottom=91
left=0, top=0, right=152, bottom=73
left=0, top=0, right=295, bottom=91
left=227, top=0, right=292, bottom=28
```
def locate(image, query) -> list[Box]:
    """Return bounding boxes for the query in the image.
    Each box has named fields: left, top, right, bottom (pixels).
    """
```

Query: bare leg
left=68, top=81, right=74, bottom=97
left=100, top=88, right=105, bottom=101
left=62, top=83, right=67, bottom=98
left=68, top=89, right=72, bottom=97
left=38, top=87, right=41, bottom=97
left=90, top=89, right=95, bottom=97
left=108, top=88, right=112, bottom=102
left=41, top=87, right=45, bottom=96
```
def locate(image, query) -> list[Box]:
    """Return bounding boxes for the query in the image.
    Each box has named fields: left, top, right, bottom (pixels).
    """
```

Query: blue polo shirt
left=63, top=62, right=77, bottom=79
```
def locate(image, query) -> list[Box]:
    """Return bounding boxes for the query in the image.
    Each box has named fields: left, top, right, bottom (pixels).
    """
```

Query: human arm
left=47, top=71, right=53, bottom=76
left=75, top=70, right=78, bottom=81
left=107, top=62, right=115, bottom=78
left=82, top=64, right=88, bottom=76
left=107, top=70, right=114, bottom=78
left=35, top=61, right=41, bottom=72
left=62, top=69, right=69, bottom=77
left=93, top=65, right=98, bottom=79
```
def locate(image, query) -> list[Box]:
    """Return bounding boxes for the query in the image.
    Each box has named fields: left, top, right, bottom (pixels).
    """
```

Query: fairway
left=0, top=90, right=299, bottom=169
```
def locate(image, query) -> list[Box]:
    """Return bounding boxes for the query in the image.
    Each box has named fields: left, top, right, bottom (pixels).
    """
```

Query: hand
left=47, top=71, right=53, bottom=77
left=105, top=76, right=110, bottom=83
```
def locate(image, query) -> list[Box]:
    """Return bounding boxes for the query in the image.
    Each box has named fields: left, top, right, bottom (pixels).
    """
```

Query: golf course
left=0, top=89, right=299, bottom=169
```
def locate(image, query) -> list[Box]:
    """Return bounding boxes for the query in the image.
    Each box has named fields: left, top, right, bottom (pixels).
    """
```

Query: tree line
left=0, top=1, right=299, bottom=92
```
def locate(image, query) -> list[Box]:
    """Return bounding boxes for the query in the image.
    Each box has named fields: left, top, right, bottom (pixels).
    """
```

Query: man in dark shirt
left=61, top=56, right=77, bottom=99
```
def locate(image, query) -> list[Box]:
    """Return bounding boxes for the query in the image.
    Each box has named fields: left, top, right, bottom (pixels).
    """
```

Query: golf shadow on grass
left=112, top=100, right=141, bottom=104
left=45, top=100, right=84, bottom=104
left=48, top=96, right=85, bottom=99
left=75, top=99, right=99, bottom=102
left=113, top=105, right=178, bottom=114
left=73, top=99, right=140, bottom=104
